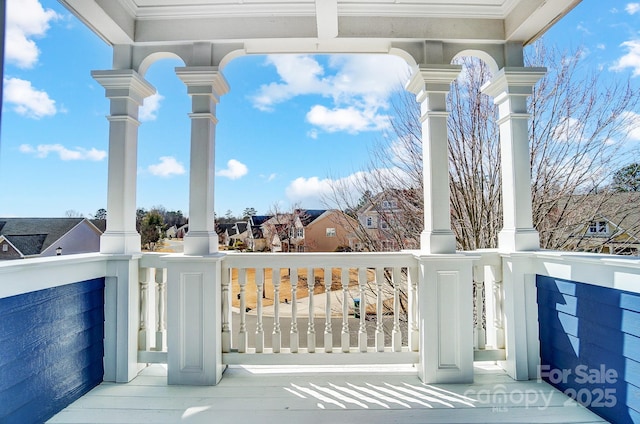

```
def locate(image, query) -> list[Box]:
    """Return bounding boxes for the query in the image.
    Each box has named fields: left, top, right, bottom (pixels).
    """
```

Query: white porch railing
left=220, top=252, right=419, bottom=365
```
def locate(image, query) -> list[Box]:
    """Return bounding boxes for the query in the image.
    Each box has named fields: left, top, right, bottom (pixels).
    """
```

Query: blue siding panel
left=537, top=275, right=640, bottom=424
left=0, top=278, right=104, bottom=424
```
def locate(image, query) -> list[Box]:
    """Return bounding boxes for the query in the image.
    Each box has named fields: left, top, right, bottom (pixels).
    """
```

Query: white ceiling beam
left=315, top=0, right=338, bottom=39
left=505, top=0, right=581, bottom=44
left=59, top=0, right=134, bottom=45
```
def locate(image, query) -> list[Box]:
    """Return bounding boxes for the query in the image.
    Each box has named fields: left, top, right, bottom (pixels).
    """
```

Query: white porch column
left=416, top=254, right=475, bottom=383
left=165, top=255, right=224, bottom=385
left=481, top=68, right=546, bottom=252
left=103, top=255, right=142, bottom=383
left=176, top=67, right=229, bottom=255
left=406, top=66, right=461, bottom=254
left=92, top=70, right=156, bottom=254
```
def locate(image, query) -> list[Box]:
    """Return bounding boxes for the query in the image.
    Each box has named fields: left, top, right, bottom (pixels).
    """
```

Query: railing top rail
left=0, top=253, right=108, bottom=299
left=222, top=251, right=418, bottom=269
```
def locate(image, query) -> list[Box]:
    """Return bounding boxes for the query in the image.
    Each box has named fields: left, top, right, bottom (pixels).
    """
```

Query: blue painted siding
left=537, top=275, right=640, bottom=423
left=0, top=278, right=104, bottom=423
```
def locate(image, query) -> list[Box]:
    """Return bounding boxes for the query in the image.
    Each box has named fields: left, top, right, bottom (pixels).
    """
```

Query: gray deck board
left=48, top=364, right=609, bottom=424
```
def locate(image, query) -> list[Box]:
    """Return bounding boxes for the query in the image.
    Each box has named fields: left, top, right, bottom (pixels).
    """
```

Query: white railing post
left=166, top=254, right=224, bottom=385
left=416, top=254, right=475, bottom=383
left=392, top=267, right=402, bottom=352
left=307, top=267, right=316, bottom=353
left=290, top=268, right=299, bottom=353
left=341, top=268, right=350, bottom=352
left=324, top=267, right=333, bottom=352
left=272, top=268, right=281, bottom=353
left=104, top=257, right=141, bottom=383
left=500, top=253, right=538, bottom=380
left=221, top=264, right=231, bottom=353
left=358, top=267, right=367, bottom=352
left=238, top=268, right=248, bottom=353
left=473, top=264, right=486, bottom=350
left=408, top=265, right=419, bottom=352
left=486, top=262, right=505, bottom=350
left=375, top=268, right=385, bottom=352
left=138, top=267, right=150, bottom=351
left=154, top=267, right=166, bottom=352
left=255, top=268, right=265, bottom=353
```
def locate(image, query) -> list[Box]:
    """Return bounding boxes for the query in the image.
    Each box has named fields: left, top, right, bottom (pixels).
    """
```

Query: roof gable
left=0, top=218, right=87, bottom=254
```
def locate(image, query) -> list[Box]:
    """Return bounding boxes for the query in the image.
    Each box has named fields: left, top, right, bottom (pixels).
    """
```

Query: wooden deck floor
left=48, top=363, right=609, bottom=424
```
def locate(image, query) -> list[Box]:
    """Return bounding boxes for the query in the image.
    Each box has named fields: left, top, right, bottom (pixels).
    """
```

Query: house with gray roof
left=0, top=218, right=103, bottom=260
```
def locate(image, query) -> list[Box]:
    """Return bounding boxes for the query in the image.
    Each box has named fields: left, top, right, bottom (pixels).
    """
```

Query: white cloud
left=551, top=117, right=585, bottom=142
left=139, top=93, right=164, bottom=122
left=251, top=54, right=410, bottom=135
left=306, top=105, right=389, bottom=133
left=610, top=40, right=640, bottom=77
left=286, top=167, right=411, bottom=206
left=217, top=159, right=248, bottom=180
left=260, top=173, right=277, bottom=182
left=19, top=144, right=106, bottom=161
left=626, top=3, right=640, bottom=14
left=148, top=156, right=186, bottom=177
left=286, top=176, right=333, bottom=203
left=619, top=110, right=640, bottom=141
left=4, top=77, right=57, bottom=119
left=6, top=0, right=60, bottom=68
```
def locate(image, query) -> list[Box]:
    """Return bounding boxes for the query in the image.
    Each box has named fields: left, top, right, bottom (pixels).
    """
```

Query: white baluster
left=222, top=264, right=231, bottom=353
left=408, top=266, right=419, bottom=352
left=272, top=268, right=281, bottom=353
left=473, top=264, right=486, bottom=350
left=138, top=267, right=149, bottom=351
left=358, top=267, right=367, bottom=352
left=154, top=267, right=166, bottom=351
left=255, top=268, right=265, bottom=353
left=307, top=267, right=316, bottom=353
left=375, top=268, right=385, bottom=352
left=290, top=268, right=299, bottom=353
left=491, top=264, right=505, bottom=349
left=392, top=267, right=402, bottom=352
left=324, top=267, right=332, bottom=353
left=238, top=268, right=248, bottom=353
left=341, top=268, right=350, bottom=353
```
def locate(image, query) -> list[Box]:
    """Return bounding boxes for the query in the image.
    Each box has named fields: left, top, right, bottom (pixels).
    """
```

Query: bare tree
left=325, top=41, right=640, bottom=253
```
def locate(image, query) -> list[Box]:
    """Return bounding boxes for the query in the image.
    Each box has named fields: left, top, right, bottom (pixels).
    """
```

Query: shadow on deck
left=48, top=363, right=608, bottom=424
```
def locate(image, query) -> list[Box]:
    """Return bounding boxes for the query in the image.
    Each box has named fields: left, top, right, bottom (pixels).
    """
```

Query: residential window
left=380, top=220, right=388, bottom=229
left=297, top=228, right=304, bottom=238
left=381, top=200, right=397, bottom=209
left=2, top=244, right=7, bottom=252
left=587, top=220, right=608, bottom=235
left=366, top=216, right=374, bottom=228
left=326, top=228, right=336, bottom=237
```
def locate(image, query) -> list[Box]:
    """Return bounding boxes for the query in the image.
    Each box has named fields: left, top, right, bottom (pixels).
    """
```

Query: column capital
left=91, top=69, right=156, bottom=104
left=481, top=67, right=546, bottom=101
left=406, top=65, right=462, bottom=95
left=175, top=66, right=230, bottom=100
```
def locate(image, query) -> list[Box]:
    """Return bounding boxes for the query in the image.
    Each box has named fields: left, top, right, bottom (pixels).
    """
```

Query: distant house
left=0, top=218, right=103, bottom=260
left=357, top=190, right=421, bottom=251
left=303, top=210, right=359, bottom=252
left=561, top=193, right=640, bottom=255
left=258, top=209, right=358, bottom=252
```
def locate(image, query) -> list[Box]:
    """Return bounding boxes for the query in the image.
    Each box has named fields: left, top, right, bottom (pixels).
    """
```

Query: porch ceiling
left=60, top=0, right=580, bottom=49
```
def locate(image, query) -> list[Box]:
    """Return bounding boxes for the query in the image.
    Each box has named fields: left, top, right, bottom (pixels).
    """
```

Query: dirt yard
left=230, top=268, right=364, bottom=310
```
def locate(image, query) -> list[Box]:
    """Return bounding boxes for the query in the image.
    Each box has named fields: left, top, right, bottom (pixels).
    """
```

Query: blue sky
left=1, top=0, right=640, bottom=219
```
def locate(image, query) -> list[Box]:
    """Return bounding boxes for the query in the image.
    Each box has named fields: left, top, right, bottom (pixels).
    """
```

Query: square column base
left=420, top=230, right=457, bottom=254
left=184, top=231, right=219, bottom=255
left=498, top=228, right=540, bottom=253
left=100, top=231, right=142, bottom=254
